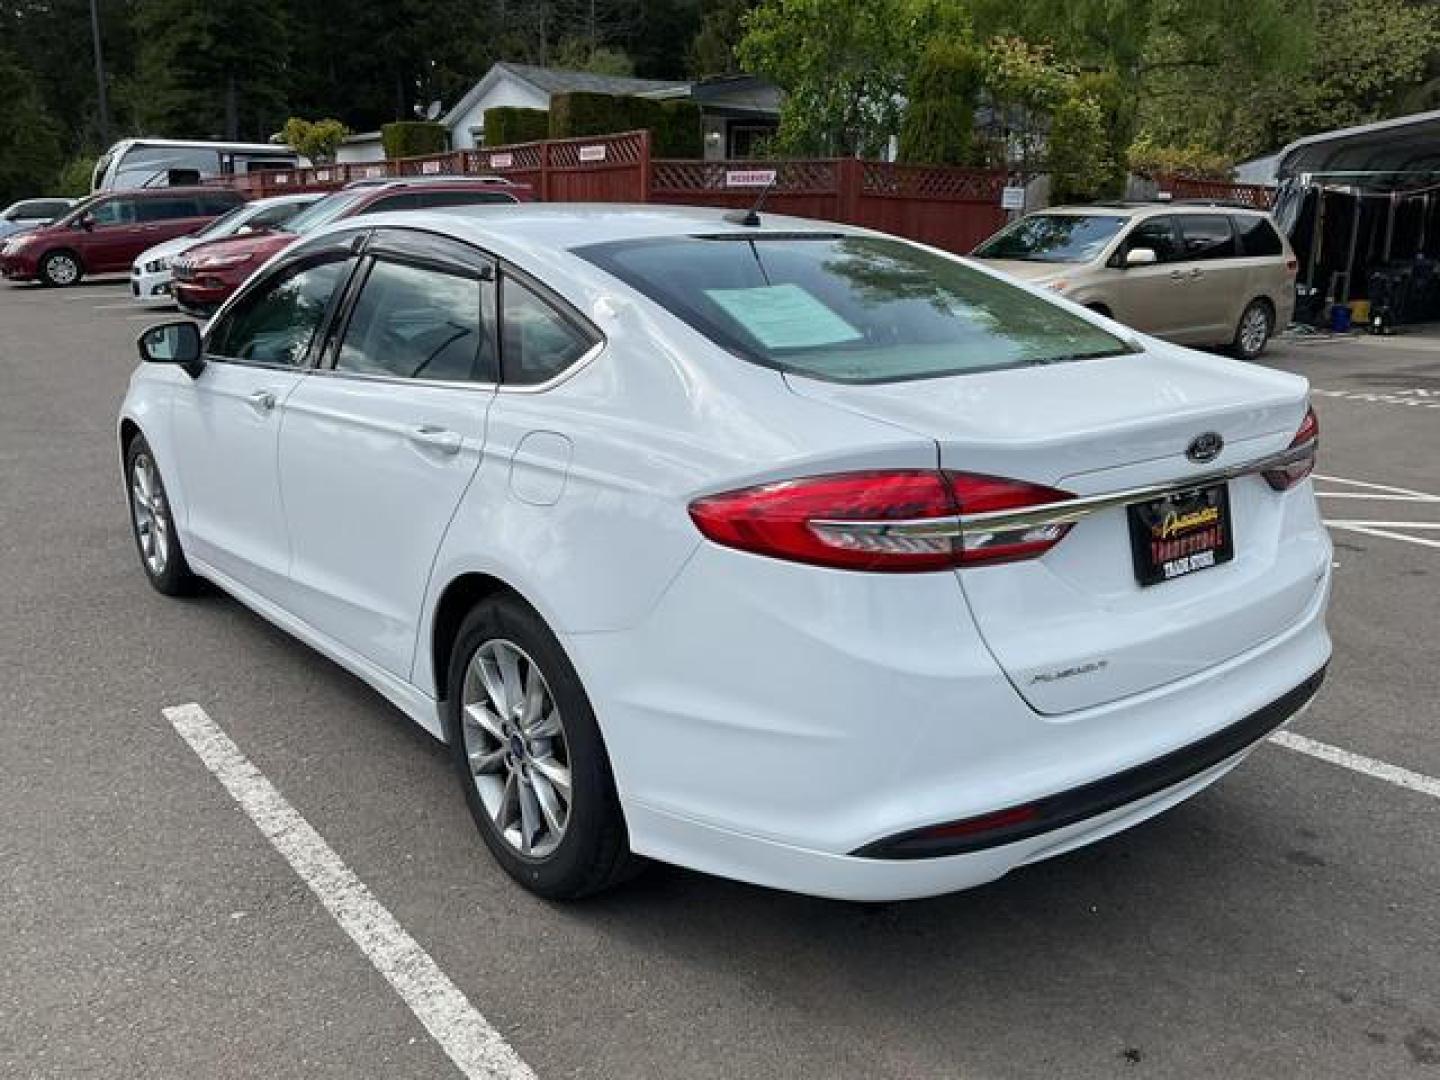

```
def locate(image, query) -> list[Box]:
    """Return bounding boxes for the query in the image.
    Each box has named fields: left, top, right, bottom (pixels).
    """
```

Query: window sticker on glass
left=703, top=283, right=863, bottom=350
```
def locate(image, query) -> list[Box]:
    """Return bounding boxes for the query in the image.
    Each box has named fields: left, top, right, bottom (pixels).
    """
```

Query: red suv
left=171, top=177, right=531, bottom=315
left=0, top=187, right=246, bottom=287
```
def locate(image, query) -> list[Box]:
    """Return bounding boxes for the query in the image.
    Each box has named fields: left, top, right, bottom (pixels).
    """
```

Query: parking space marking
left=1271, top=731, right=1440, bottom=799
left=1313, top=387, right=1440, bottom=409
left=1315, top=474, right=1439, bottom=499
left=164, top=703, right=536, bottom=1080
left=1327, top=524, right=1440, bottom=550
left=1316, top=474, right=1440, bottom=551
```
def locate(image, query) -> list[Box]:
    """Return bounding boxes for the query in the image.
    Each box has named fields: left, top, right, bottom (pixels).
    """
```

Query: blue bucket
left=1330, top=304, right=1352, bottom=332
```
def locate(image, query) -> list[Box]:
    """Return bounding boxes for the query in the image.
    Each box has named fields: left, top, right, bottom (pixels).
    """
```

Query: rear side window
left=579, top=235, right=1133, bottom=384
left=197, top=192, right=245, bottom=215
left=1233, top=215, right=1283, bottom=256
left=335, top=259, right=495, bottom=383
left=135, top=197, right=200, bottom=222
left=500, top=277, right=596, bottom=386
left=1178, top=215, right=1237, bottom=260
left=1123, top=216, right=1182, bottom=263
left=411, top=190, right=518, bottom=209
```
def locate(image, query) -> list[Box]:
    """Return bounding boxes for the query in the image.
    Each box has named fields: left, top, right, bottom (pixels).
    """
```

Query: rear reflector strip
left=852, top=666, right=1326, bottom=860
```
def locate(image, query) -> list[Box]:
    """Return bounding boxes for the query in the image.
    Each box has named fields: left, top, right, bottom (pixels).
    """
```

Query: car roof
left=1038, top=202, right=1273, bottom=218
left=340, top=203, right=863, bottom=252
left=102, top=186, right=246, bottom=199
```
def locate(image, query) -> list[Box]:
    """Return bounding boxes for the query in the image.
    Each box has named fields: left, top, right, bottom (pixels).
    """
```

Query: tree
left=1048, top=90, right=1111, bottom=202
left=737, top=0, right=968, bottom=156
left=552, top=38, right=638, bottom=75
left=130, top=0, right=290, bottom=140
left=898, top=38, right=982, bottom=165
left=0, top=44, right=63, bottom=204
left=282, top=118, right=352, bottom=162
left=689, top=0, right=753, bottom=76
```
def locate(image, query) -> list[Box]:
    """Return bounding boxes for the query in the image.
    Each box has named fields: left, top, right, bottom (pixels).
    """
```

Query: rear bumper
left=568, top=539, right=1332, bottom=902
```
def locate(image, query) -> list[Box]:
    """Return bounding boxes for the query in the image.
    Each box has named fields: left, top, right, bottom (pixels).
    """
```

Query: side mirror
left=77, top=213, right=96, bottom=231
left=1124, top=247, right=1158, bottom=267
left=138, top=321, right=205, bottom=378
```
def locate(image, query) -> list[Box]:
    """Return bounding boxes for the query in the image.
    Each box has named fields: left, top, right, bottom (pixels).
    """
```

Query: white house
left=337, top=62, right=782, bottom=164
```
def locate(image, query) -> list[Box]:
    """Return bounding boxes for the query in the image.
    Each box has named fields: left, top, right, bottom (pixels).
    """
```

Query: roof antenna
left=724, top=174, right=776, bottom=227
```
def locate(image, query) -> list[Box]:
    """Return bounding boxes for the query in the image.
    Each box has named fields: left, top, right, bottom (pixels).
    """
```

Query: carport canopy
left=1276, top=109, right=1440, bottom=190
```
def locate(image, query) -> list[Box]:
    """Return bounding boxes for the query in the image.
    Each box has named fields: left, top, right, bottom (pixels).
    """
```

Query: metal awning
left=1276, top=110, right=1440, bottom=191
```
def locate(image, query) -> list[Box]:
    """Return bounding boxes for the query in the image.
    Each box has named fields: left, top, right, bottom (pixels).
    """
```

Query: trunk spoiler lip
left=809, top=439, right=1317, bottom=542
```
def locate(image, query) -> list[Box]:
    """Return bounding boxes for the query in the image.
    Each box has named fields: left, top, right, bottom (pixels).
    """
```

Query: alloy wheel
left=130, top=451, right=170, bottom=577
left=1240, top=305, right=1270, bottom=356
left=46, top=254, right=79, bottom=286
left=460, top=639, right=572, bottom=859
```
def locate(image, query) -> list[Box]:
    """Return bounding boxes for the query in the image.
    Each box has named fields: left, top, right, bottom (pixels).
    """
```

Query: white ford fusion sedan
left=119, top=205, right=1331, bottom=902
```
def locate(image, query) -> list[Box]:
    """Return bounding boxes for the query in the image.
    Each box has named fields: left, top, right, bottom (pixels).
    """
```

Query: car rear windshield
left=577, top=234, right=1134, bottom=384
left=974, top=214, right=1127, bottom=263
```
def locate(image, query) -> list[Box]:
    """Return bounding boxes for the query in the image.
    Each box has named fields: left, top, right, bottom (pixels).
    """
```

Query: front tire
left=39, top=250, right=83, bottom=288
left=1231, top=299, right=1274, bottom=360
left=124, top=434, right=199, bottom=596
left=445, top=596, right=639, bottom=899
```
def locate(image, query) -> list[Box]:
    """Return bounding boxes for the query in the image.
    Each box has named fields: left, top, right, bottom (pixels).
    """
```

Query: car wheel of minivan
left=124, top=434, right=200, bottom=596
left=446, top=596, right=640, bottom=899
left=39, top=250, right=83, bottom=287
left=1231, top=299, right=1273, bottom=360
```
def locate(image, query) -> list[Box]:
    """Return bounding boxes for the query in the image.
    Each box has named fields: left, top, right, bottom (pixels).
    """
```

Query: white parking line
left=164, top=703, right=536, bottom=1080
left=1315, top=473, right=1439, bottom=498
left=1271, top=731, right=1440, bottom=799
left=1328, top=524, right=1440, bottom=550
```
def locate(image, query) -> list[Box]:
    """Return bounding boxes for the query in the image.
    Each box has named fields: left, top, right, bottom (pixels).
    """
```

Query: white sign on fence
left=274, top=174, right=289, bottom=185
left=364, top=165, right=384, bottom=178
left=316, top=169, right=331, bottom=182
left=421, top=160, right=442, bottom=175
left=489, top=152, right=514, bottom=169
left=726, top=169, right=778, bottom=188
left=578, top=144, right=607, bottom=163
left=1000, top=185, right=1026, bottom=211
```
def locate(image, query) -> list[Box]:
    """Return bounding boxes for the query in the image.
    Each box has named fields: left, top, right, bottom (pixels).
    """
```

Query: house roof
left=442, top=62, right=689, bottom=128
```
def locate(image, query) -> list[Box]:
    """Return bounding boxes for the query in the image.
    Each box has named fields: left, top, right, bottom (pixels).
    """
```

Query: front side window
left=974, top=214, right=1127, bottom=263
left=247, top=201, right=312, bottom=230
left=579, top=235, right=1133, bottom=384
left=207, top=257, right=350, bottom=367
left=500, top=277, right=596, bottom=386
left=87, top=198, right=134, bottom=226
left=196, top=192, right=245, bottom=216
left=1123, top=216, right=1182, bottom=263
left=335, top=259, right=494, bottom=383
left=1178, top=215, right=1237, bottom=260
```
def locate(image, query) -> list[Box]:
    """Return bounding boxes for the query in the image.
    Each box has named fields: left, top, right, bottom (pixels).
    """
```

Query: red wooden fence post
left=638, top=129, right=652, bottom=203
left=837, top=157, right=862, bottom=226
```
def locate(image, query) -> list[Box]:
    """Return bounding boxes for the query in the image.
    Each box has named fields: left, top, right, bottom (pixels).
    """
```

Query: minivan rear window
left=578, top=235, right=1134, bottom=384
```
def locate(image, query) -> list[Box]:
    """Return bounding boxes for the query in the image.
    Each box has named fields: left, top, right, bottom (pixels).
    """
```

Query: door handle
left=1189, top=267, right=1204, bottom=279
left=408, top=425, right=463, bottom=455
left=1169, top=269, right=1186, bottom=281
left=246, top=389, right=277, bottom=415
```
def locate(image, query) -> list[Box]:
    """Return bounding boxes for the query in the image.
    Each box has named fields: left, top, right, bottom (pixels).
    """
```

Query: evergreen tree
left=0, top=44, right=64, bottom=204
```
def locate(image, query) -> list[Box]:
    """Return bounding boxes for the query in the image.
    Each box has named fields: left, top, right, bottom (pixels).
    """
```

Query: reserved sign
left=726, top=169, right=777, bottom=188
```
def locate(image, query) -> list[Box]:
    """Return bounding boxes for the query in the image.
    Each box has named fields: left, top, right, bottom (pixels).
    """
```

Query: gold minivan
left=973, top=204, right=1298, bottom=359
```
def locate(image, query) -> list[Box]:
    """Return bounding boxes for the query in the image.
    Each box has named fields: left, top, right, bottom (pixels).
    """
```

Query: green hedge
left=483, top=107, right=549, bottom=146
left=548, top=92, right=702, bottom=158
left=381, top=121, right=449, bottom=160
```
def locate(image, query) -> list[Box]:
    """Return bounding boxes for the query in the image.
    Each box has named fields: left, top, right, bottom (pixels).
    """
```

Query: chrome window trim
left=809, top=440, right=1315, bottom=541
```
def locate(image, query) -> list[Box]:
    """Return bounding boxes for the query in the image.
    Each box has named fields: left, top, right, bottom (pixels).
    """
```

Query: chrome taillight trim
left=809, top=441, right=1317, bottom=543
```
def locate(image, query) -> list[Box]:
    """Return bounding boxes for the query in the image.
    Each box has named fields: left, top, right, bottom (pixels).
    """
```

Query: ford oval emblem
left=1186, top=432, right=1224, bottom=464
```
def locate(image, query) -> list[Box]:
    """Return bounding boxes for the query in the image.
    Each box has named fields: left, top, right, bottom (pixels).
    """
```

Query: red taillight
left=687, top=470, right=1075, bottom=572
left=1263, top=406, right=1319, bottom=491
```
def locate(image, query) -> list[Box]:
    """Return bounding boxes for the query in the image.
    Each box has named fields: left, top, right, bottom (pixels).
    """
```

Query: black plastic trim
left=853, top=666, right=1327, bottom=860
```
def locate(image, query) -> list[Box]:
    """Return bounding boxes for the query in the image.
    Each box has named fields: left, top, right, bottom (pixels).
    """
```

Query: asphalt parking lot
left=2, top=278, right=1437, bottom=1080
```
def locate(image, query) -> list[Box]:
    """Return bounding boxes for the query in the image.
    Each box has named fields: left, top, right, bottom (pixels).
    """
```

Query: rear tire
left=39, top=250, right=83, bottom=288
left=124, top=434, right=200, bottom=596
left=1231, top=299, right=1273, bottom=360
left=445, top=596, right=640, bottom=899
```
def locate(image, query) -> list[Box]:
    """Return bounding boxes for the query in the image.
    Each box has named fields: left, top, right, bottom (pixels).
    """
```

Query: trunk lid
left=785, top=345, right=1327, bottom=714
